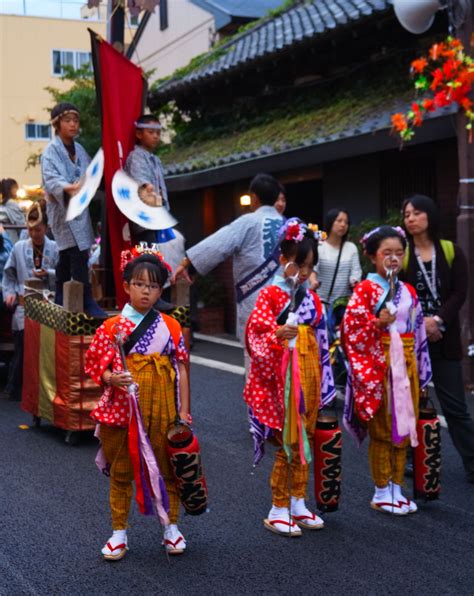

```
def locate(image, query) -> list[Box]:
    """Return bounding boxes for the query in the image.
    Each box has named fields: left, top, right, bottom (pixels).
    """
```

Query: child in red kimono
left=85, top=248, right=190, bottom=560
left=342, top=226, right=432, bottom=515
left=244, top=219, right=336, bottom=536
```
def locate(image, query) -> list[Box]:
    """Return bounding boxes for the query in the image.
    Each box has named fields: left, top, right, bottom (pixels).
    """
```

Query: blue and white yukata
left=2, top=236, right=58, bottom=400
left=125, top=146, right=172, bottom=246
left=187, top=205, right=284, bottom=343
left=41, top=136, right=95, bottom=305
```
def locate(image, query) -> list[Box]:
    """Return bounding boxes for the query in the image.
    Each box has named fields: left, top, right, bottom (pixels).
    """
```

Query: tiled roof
left=153, top=0, right=391, bottom=99
left=161, top=101, right=457, bottom=178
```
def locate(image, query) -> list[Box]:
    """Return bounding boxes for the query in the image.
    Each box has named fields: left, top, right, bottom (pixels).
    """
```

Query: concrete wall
left=0, top=14, right=132, bottom=187
left=131, top=0, right=214, bottom=82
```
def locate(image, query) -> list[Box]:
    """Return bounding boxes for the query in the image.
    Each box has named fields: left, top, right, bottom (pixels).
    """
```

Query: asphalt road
left=0, top=355, right=474, bottom=595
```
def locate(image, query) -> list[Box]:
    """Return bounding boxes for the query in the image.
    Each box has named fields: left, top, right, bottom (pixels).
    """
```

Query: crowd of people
left=1, top=105, right=473, bottom=560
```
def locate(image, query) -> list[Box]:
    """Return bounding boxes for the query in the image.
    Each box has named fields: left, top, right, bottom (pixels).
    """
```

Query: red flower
left=411, top=103, right=423, bottom=126
left=450, top=83, right=470, bottom=104
left=391, top=113, right=408, bottom=132
left=411, top=57, right=428, bottom=73
left=434, top=90, right=451, bottom=107
left=422, top=98, right=436, bottom=112
left=430, top=68, right=444, bottom=91
left=430, top=43, right=445, bottom=61
left=442, top=58, right=461, bottom=79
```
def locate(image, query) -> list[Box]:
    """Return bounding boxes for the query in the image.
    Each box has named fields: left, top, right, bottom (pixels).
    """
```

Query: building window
left=52, top=50, right=92, bottom=75
left=25, top=123, right=52, bottom=141
left=159, top=0, right=168, bottom=30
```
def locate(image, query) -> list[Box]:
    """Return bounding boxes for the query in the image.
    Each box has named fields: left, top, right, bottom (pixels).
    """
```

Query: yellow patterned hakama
left=271, top=326, right=321, bottom=507
left=100, top=353, right=180, bottom=530
left=368, top=336, right=420, bottom=487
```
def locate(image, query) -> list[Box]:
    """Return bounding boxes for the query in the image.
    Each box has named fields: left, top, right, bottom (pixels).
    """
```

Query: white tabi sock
left=111, top=529, right=127, bottom=546
left=290, top=497, right=309, bottom=516
left=373, top=485, right=391, bottom=502
left=269, top=505, right=290, bottom=520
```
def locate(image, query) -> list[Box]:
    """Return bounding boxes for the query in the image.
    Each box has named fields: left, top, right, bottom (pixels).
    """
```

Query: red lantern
left=166, top=422, right=208, bottom=515
left=314, top=414, right=342, bottom=512
left=413, top=401, right=441, bottom=500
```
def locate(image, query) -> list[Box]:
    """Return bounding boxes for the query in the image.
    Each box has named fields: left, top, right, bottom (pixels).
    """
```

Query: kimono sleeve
left=3, top=233, right=13, bottom=253
left=175, top=332, right=189, bottom=364
left=125, top=150, right=150, bottom=187
left=414, top=298, right=432, bottom=389
left=41, top=151, right=68, bottom=203
left=342, top=281, right=385, bottom=421
left=246, top=287, right=283, bottom=379
left=314, top=310, right=336, bottom=407
left=2, top=246, right=19, bottom=298
left=187, top=215, right=248, bottom=276
left=349, top=243, right=362, bottom=284
left=84, top=321, right=119, bottom=386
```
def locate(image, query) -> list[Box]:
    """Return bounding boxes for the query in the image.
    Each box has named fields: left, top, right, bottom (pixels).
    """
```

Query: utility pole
left=456, top=0, right=474, bottom=385
left=107, top=0, right=125, bottom=52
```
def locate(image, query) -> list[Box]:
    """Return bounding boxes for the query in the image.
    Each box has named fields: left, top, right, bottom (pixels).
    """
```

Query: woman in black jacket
left=402, top=194, right=474, bottom=484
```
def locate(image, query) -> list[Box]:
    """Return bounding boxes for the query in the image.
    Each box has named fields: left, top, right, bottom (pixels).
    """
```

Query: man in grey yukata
left=2, top=202, right=59, bottom=400
left=41, top=102, right=106, bottom=318
left=174, top=174, right=284, bottom=357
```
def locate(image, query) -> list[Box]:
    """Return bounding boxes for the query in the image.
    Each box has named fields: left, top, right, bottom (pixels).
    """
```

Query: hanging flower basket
left=391, top=36, right=474, bottom=143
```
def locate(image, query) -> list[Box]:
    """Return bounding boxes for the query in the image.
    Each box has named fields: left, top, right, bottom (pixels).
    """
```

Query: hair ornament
left=26, top=201, right=45, bottom=228
left=308, top=223, right=327, bottom=242
left=360, top=225, right=407, bottom=249
left=278, top=218, right=306, bottom=243
left=279, top=218, right=327, bottom=244
left=120, top=242, right=172, bottom=273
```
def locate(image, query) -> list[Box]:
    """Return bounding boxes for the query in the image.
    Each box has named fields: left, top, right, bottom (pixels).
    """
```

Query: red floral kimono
left=244, top=281, right=335, bottom=431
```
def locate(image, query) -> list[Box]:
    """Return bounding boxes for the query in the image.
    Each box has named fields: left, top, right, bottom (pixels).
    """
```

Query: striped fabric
left=22, top=317, right=100, bottom=431
left=316, top=241, right=361, bottom=304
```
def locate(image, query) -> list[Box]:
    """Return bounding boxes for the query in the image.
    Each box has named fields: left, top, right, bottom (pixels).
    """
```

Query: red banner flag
left=90, top=31, right=147, bottom=307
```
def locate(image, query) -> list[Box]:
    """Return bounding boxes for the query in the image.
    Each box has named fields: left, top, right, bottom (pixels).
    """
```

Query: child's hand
left=4, top=294, right=17, bottom=308
left=32, top=268, right=48, bottom=278
left=107, top=372, right=134, bottom=389
left=64, top=182, right=81, bottom=195
left=275, top=324, right=298, bottom=340
left=180, top=410, right=192, bottom=424
left=376, top=308, right=396, bottom=329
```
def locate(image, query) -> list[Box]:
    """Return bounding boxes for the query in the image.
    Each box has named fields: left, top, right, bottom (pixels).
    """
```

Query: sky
left=0, top=0, right=97, bottom=19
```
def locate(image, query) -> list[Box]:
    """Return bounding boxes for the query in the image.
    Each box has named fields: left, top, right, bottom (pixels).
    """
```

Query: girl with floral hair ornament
left=244, top=218, right=335, bottom=536
left=85, top=246, right=191, bottom=560
left=342, top=226, right=432, bottom=515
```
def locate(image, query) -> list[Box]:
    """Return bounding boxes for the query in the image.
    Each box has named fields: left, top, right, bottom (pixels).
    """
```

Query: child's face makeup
left=136, top=127, right=160, bottom=150
left=123, top=269, right=162, bottom=314
left=370, top=237, right=405, bottom=277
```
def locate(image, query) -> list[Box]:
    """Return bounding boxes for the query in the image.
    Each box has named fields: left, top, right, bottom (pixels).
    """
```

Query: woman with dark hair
left=316, top=208, right=361, bottom=306
left=402, top=194, right=474, bottom=484
left=0, top=178, right=26, bottom=244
